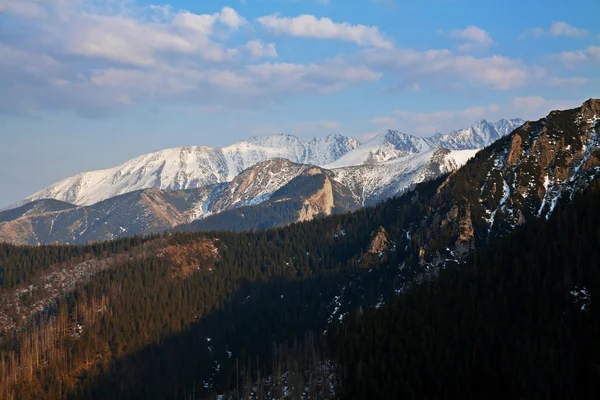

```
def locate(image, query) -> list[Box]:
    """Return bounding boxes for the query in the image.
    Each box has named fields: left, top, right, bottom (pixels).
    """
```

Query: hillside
left=0, top=150, right=474, bottom=245
left=333, top=174, right=600, bottom=400
left=0, top=101, right=596, bottom=399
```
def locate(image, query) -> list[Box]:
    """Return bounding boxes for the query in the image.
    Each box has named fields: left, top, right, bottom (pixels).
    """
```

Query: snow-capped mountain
left=332, top=148, right=478, bottom=205
left=10, top=119, right=521, bottom=211
left=0, top=159, right=358, bottom=245
left=325, top=119, right=524, bottom=169
left=11, top=134, right=359, bottom=209
left=325, top=131, right=435, bottom=169
left=433, top=118, right=525, bottom=150
left=1, top=117, right=530, bottom=244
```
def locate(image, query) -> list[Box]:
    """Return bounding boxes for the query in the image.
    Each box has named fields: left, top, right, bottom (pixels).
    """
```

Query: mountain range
left=0, top=118, right=524, bottom=245
left=1, top=100, right=598, bottom=399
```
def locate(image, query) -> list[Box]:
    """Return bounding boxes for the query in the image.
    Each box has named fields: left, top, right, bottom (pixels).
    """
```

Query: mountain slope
left=325, top=130, right=435, bottom=168
left=0, top=150, right=477, bottom=244
left=406, top=99, right=599, bottom=261
left=10, top=134, right=359, bottom=209
left=432, top=118, right=525, bottom=150
left=0, top=117, right=523, bottom=245
left=326, top=118, right=523, bottom=169
left=178, top=166, right=362, bottom=232
left=9, top=119, right=521, bottom=212
left=0, top=199, right=76, bottom=223
left=0, top=159, right=310, bottom=245
left=334, top=175, right=600, bottom=399
left=332, top=148, right=478, bottom=205
left=0, top=101, right=597, bottom=400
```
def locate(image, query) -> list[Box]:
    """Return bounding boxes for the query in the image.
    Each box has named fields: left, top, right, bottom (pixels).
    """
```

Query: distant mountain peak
left=8, top=133, right=360, bottom=210
left=431, top=118, right=525, bottom=151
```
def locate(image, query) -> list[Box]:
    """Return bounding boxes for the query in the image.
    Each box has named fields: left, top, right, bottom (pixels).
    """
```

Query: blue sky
left=0, top=0, right=599, bottom=207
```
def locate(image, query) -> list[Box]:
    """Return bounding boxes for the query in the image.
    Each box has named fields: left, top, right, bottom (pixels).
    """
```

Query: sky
left=0, top=0, right=599, bottom=207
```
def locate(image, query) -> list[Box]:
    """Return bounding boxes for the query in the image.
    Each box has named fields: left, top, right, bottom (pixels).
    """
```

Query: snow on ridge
left=436, top=118, right=524, bottom=151
left=446, top=149, right=480, bottom=168
left=325, top=130, right=435, bottom=169
left=331, top=148, right=477, bottom=205
left=15, top=134, right=359, bottom=209
left=10, top=118, right=518, bottom=211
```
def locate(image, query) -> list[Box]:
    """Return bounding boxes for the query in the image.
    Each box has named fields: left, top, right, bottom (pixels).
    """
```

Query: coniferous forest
left=0, top=174, right=599, bottom=399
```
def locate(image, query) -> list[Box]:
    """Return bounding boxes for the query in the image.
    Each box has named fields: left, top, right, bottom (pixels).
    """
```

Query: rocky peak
left=210, top=158, right=309, bottom=212
left=455, top=99, right=599, bottom=243
left=368, top=227, right=390, bottom=254
left=580, top=98, right=600, bottom=120
left=399, top=99, right=599, bottom=269
left=433, top=118, right=524, bottom=150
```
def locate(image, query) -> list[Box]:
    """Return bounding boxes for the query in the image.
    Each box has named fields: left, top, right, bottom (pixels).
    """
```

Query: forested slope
left=0, top=100, right=598, bottom=399
left=333, top=178, right=600, bottom=399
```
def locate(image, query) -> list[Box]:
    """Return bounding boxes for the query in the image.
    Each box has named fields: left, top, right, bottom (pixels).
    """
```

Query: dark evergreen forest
left=0, top=175, right=598, bottom=399
left=333, top=179, right=600, bottom=399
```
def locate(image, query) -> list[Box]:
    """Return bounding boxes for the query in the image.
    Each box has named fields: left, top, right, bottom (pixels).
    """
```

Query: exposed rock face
left=456, top=207, right=475, bottom=254
left=211, top=159, right=309, bottom=213
left=0, top=218, right=36, bottom=246
left=405, top=99, right=600, bottom=264
left=368, top=227, right=389, bottom=254
left=158, top=238, right=219, bottom=279
left=441, top=205, right=459, bottom=227
left=297, top=174, right=335, bottom=222
left=489, top=101, right=599, bottom=233
left=506, top=133, right=523, bottom=167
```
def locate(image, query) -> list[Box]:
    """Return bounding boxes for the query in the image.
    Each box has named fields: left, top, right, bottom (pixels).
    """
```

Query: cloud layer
left=524, top=21, right=589, bottom=38
left=257, top=14, right=393, bottom=48
left=0, top=1, right=595, bottom=120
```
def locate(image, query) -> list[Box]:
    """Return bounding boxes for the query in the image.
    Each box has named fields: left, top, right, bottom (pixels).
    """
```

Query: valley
left=0, top=101, right=598, bottom=399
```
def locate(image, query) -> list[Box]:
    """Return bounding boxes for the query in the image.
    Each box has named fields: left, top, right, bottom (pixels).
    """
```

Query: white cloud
left=148, top=5, right=172, bottom=19
left=61, top=6, right=250, bottom=68
left=554, top=46, right=600, bottom=65
left=523, top=21, right=589, bottom=38
left=69, top=15, right=197, bottom=66
left=218, top=6, right=247, bottom=30
left=392, top=96, right=582, bottom=135
left=369, top=117, right=397, bottom=125
left=172, top=12, right=218, bottom=35
left=0, top=2, right=384, bottom=117
left=244, top=61, right=381, bottom=95
left=0, top=0, right=588, bottom=121
left=447, top=26, right=493, bottom=51
left=361, top=48, right=535, bottom=90
left=257, top=14, right=393, bottom=48
left=0, top=43, right=58, bottom=70
left=246, top=40, right=278, bottom=58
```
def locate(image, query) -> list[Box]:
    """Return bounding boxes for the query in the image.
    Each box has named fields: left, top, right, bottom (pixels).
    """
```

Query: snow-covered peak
left=493, top=118, right=525, bottom=137
left=434, top=118, right=524, bottom=150
left=10, top=117, right=522, bottom=211
left=325, top=130, right=434, bottom=169
left=322, top=117, right=521, bottom=170
left=14, top=134, right=359, bottom=208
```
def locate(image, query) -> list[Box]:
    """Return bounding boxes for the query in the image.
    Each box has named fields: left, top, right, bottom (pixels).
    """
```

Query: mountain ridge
left=7, top=118, right=523, bottom=211
left=0, top=150, right=473, bottom=245
left=7, top=134, right=360, bottom=210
